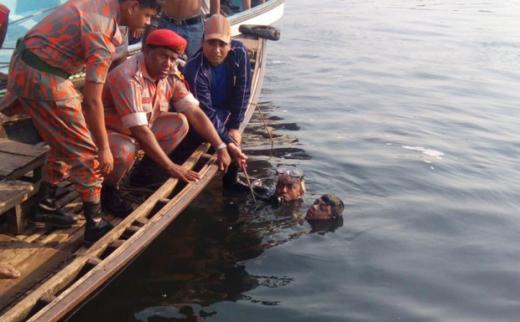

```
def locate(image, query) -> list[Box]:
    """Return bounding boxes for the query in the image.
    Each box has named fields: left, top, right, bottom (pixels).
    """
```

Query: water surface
left=73, top=1, right=520, bottom=321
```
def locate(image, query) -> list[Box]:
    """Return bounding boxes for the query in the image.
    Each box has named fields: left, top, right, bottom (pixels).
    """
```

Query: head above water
left=274, top=167, right=305, bottom=202
left=202, top=14, right=232, bottom=66
left=144, top=29, right=187, bottom=79
left=305, top=194, right=344, bottom=221
left=119, top=0, right=161, bottom=33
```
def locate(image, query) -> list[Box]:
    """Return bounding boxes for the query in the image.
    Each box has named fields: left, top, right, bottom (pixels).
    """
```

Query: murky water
left=72, top=1, right=520, bottom=321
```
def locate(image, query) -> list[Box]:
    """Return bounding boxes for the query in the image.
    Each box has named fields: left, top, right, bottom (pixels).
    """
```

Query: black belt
left=16, top=41, right=70, bottom=79
left=161, top=14, right=203, bottom=26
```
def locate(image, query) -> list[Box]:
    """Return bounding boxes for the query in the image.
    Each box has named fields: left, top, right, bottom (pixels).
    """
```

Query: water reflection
left=244, top=101, right=312, bottom=161
left=124, top=194, right=297, bottom=321
left=129, top=187, right=342, bottom=322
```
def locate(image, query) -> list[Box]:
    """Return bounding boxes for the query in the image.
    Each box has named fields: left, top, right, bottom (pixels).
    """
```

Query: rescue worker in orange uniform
left=3, top=0, right=161, bottom=244
left=101, top=29, right=237, bottom=216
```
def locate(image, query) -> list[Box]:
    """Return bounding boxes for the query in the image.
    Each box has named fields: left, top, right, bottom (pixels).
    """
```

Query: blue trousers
left=159, top=17, right=204, bottom=58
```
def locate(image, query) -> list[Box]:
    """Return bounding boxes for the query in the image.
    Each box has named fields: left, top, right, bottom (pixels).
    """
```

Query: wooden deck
left=0, top=138, right=47, bottom=182
left=0, top=181, right=85, bottom=311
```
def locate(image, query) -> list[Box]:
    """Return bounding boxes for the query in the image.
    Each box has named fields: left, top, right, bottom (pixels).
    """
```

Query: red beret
left=146, top=29, right=187, bottom=54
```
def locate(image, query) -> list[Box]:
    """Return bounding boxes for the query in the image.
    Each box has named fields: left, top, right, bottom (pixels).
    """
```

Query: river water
left=72, top=1, right=520, bottom=321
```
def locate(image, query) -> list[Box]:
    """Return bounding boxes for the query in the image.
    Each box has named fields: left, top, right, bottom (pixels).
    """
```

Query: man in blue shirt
left=184, top=14, right=250, bottom=183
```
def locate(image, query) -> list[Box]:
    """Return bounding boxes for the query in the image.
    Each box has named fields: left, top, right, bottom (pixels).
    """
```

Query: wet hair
left=120, top=0, right=161, bottom=11
left=320, top=194, right=344, bottom=219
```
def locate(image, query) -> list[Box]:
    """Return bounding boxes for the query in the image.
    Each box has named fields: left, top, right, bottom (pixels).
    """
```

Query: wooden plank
left=0, top=181, right=33, bottom=234
left=14, top=205, right=23, bottom=235
left=0, top=242, right=63, bottom=308
left=0, top=139, right=47, bottom=179
left=16, top=226, right=36, bottom=238
left=17, top=231, right=41, bottom=243
left=0, top=228, right=84, bottom=319
left=0, top=139, right=48, bottom=158
left=0, top=256, right=89, bottom=322
left=120, top=225, right=140, bottom=240
left=0, top=181, right=33, bottom=214
left=132, top=217, right=148, bottom=227
left=27, top=294, right=56, bottom=319
left=0, top=154, right=38, bottom=178
left=40, top=226, right=83, bottom=246
left=22, top=232, right=41, bottom=244
left=1, top=159, right=46, bottom=181
left=0, top=212, right=84, bottom=310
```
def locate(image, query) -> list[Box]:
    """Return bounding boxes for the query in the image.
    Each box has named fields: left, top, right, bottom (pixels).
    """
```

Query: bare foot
left=0, top=263, right=21, bottom=279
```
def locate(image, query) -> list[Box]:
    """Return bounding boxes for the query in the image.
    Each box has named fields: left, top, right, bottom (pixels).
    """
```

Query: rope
left=255, top=102, right=274, bottom=159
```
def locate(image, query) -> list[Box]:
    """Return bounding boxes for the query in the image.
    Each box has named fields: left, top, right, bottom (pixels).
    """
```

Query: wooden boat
left=228, top=0, right=285, bottom=36
left=0, top=2, right=284, bottom=321
left=0, top=0, right=285, bottom=72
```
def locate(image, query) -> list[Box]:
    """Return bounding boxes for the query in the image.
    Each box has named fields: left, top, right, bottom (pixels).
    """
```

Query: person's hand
left=228, top=129, right=242, bottom=146
left=227, top=143, right=248, bottom=169
left=98, top=148, right=114, bottom=176
left=167, top=164, right=201, bottom=182
left=216, top=147, right=232, bottom=173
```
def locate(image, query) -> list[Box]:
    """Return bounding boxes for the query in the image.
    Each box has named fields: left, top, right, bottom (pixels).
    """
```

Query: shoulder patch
left=174, top=70, right=185, bottom=81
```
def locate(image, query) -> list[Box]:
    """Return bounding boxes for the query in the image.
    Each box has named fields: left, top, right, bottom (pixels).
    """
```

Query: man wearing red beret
left=102, top=29, right=235, bottom=215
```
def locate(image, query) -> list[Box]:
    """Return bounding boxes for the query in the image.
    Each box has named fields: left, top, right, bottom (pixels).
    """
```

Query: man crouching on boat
left=2, top=0, right=160, bottom=244
left=102, top=29, right=235, bottom=216
left=184, top=14, right=251, bottom=188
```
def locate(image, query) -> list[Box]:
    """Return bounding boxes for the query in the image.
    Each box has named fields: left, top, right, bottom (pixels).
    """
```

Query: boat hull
left=0, top=35, right=269, bottom=322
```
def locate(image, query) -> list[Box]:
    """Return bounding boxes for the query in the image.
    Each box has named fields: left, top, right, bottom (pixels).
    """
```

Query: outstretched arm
left=181, top=105, right=232, bottom=172
left=227, top=142, right=248, bottom=169
left=130, top=125, right=200, bottom=182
